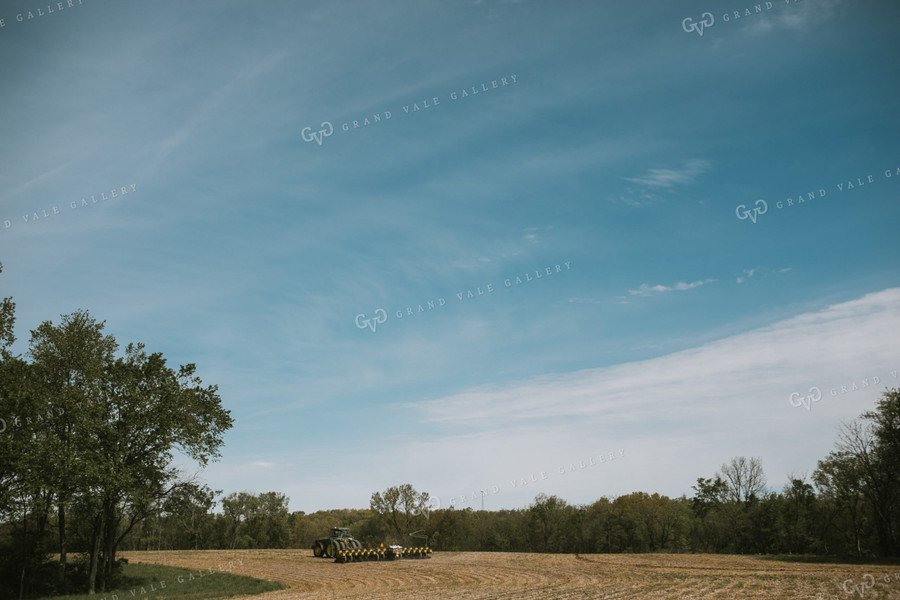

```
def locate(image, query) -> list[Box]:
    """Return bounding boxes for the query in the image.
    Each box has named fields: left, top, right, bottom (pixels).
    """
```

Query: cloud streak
left=624, top=158, right=711, bottom=189
left=628, top=279, right=715, bottom=297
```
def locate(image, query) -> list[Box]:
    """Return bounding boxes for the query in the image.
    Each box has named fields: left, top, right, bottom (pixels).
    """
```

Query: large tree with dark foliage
left=815, top=389, right=900, bottom=558
left=0, top=266, right=233, bottom=599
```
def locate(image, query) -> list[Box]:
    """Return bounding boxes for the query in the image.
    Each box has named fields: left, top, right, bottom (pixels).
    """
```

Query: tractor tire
left=313, top=542, right=325, bottom=557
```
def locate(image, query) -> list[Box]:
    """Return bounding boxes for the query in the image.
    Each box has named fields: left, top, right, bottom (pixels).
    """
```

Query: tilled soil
left=120, top=549, right=900, bottom=600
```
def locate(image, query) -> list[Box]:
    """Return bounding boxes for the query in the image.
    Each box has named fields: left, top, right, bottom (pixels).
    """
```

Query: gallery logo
left=735, top=199, right=768, bottom=224
left=412, top=496, right=442, bottom=519
left=355, top=309, right=388, bottom=333
left=789, top=387, right=822, bottom=411
left=682, top=12, right=715, bottom=36
left=842, top=574, right=875, bottom=597
left=301, top=121, right=334, bottom=146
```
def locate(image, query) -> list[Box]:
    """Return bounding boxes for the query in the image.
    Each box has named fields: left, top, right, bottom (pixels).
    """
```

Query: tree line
left=1, top=263, right=898, bottom=600
left=112, top=406, right=900, bottom=560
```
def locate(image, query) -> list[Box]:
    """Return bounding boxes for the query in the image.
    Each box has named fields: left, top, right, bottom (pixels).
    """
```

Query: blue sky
left=1, top=0, right=898, bottom=513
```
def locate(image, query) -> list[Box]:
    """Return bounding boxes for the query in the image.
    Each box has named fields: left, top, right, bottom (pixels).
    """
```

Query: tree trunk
left=57, top=501, right=67, bottom=591
left=18, top=499, right=28, bottom=600
left=102, top=499, right=117, bottom=591
left=88, top=511, right=104, bottom=594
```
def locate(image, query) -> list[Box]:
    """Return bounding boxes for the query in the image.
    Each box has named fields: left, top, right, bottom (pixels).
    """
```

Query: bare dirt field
left=120, top=549, right=900, bottom=600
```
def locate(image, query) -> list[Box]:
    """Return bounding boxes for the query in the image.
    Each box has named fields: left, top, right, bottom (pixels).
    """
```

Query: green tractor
left=313, top=526, right=433, bottom=563
left=312, top=527, right=360, bottom=558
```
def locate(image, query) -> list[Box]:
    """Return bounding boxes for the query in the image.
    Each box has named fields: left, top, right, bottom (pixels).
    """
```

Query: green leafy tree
left=861, top=389, right=900, bottom=555
left=690, top=476, right=730, bottom=552
left=815, top=389, right=900, bottom=558
left=370, top=484, right=432, bottom=540
left=28, top=309, right=117, bottom=593
left=583, top=497, right=617, bottom=552
left=527, top=494, right=571, bottom=552
left=0, top=263, right=49, bottom=599
left=782, top=476, right=816, bottom=553
left=163, top=482, right=219, bottom=550
left=246, top=492, right=291, bottom=548
left=83, top=341, right=232, bottom=591
left=222, top=492, right=256, bottom=549
left=0, top=262, right=15, bottom=356
left=25, top=314, right=233, bottom=594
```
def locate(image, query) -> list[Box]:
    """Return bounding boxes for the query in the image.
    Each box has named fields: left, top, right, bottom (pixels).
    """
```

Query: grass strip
left=35, top=562, right=285, bottom=600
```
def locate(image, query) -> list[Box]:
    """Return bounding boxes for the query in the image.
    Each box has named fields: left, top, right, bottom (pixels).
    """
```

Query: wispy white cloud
left=145, top=49, right=289, bottom=177
left=0, top=161, right=74, bottom=204
left=624, top=158, right=711, bottom=189
left=248, top=461, right=294, bottom=469
left=568, top=297, right=603, bottom=305
left=747, top=0, right=845, bottom=34
left=411, top=288, right=900, bottom=427
left=735, top=266, right=793, bottom=284
left=737, top=268, right=757, bottom=284
left=629, top=278, right=715, bottom=297
left=617, top=186, right=661, bottom=208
